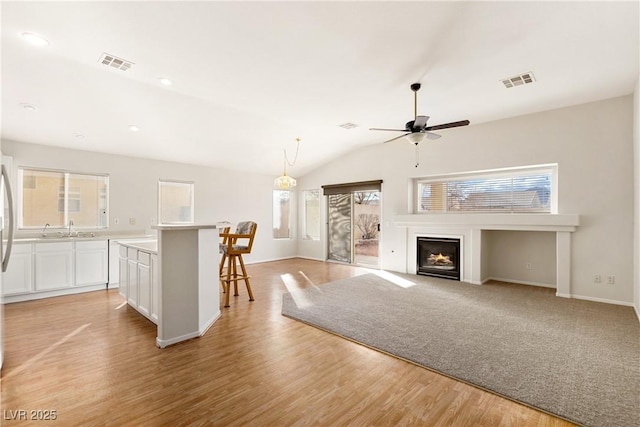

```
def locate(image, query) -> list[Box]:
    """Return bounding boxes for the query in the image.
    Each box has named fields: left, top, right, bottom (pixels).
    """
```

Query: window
left=416, top=165, right=556, bottom=214
left=303, top=190, right=320, bottom=240
left=273, top=189, right=292, bottom=239
left=158, top=180, right=194, bottom=224
left=19, top=168, right=109, bottom=229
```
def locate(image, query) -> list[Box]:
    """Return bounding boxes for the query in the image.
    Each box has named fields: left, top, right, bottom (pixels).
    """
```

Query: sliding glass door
left=327, top=193, right=352, bottom=263
left=327, top=190, right=380, bottom=267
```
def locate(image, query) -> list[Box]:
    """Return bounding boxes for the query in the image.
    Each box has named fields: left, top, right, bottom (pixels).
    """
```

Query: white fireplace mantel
left=395, top=213, right=579, bottom=232
left=395, top=213, right=580, bottom=298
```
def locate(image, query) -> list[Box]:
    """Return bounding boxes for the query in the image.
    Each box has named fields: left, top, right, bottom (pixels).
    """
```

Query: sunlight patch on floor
left=371, top=270, right=416, bottom=288
left=3, top=323, right=91, bottom=379
left=281, top=273, right=317, bottom=308
left=115, top=301, right=127, bottom=310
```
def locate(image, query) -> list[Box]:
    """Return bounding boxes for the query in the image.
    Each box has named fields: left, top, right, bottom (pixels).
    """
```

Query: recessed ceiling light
left=21, top=32, right=49, bottom=47
left=158, top=78, right=172, bottom=86
left=20, top=103, right=37, bottom=111
left=128, top=125, right=140, bottom=132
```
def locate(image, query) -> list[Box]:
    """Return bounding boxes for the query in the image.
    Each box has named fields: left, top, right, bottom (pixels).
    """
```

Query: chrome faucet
left=68, top=220, right=74, bottom=237
left=42, top=223, right=50, bottom=236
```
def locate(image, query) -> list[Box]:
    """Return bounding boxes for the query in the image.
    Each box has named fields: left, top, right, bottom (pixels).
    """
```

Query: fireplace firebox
left=417, top=237, right=461, bottom=280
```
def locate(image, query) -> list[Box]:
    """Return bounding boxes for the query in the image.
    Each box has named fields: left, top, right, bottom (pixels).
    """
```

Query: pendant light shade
left=274, top=173, right=297, bottom=190
left=274, top=138, right=301, bottom=190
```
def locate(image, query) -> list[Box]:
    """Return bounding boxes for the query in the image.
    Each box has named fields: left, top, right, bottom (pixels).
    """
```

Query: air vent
left=338, top=122, right=358, bottom=129
left=98, top=53, right=134, bottom=71
left=501, top=72, right=535, bottom=88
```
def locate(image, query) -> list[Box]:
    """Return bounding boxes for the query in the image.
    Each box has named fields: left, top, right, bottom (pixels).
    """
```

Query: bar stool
left=219, top=221, right=257, bottom=307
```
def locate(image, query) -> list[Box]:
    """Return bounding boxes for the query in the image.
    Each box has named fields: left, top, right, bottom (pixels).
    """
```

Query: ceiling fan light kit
left=370, top=82, right=470, bottom=167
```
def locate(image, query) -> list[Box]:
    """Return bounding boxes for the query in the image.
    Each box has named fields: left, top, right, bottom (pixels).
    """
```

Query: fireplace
left=417, top=237, right=461, bottom=280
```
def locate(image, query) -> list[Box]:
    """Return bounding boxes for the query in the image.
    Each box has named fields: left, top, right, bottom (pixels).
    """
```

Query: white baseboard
left=3, top=283, right=107, bottom=304
left=244, top=256, right=298, bottom=265
left=482, top=277, right=555, bottom=289
left=562, top=293, right=635, bottom=307
left=156, top=311, right=222, bottom=349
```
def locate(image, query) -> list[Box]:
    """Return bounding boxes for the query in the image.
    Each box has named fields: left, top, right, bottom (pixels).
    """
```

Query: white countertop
left=151, top=223, right=218, bottom=231
left=13, top=232, right=154, bottom=244
left=119, top=240, right=158, bottom=253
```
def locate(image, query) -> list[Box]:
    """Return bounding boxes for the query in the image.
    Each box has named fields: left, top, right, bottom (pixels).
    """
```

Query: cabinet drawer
left=11, top=243, right=33, bottom=254
left=35, top=242, right=73, bottom=253
left=119, top=245, right=128, bottom=257
left=127, top=247, right=138, bottom=259
left=75, top=240, right=107, bottom=250
left=138, top=251, right=150, bottom=266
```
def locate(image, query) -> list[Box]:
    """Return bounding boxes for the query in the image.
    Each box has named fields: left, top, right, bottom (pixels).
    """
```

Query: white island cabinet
left=118, top=241, right=159, bottom=324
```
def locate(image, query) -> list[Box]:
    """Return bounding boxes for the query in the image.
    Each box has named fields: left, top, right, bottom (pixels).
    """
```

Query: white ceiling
left=2, top=1, right=638, bottom=177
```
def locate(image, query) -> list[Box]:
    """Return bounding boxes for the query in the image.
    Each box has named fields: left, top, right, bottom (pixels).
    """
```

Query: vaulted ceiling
left=2, top=1, right=638, bottom=177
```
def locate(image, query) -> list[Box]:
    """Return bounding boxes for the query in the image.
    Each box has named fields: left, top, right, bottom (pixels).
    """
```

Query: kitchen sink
left=40, top=232, right=97, bottom=239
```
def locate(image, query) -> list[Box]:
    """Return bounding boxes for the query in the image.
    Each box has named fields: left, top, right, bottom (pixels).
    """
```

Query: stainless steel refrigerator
left=0, top=162, right=16, bottom=370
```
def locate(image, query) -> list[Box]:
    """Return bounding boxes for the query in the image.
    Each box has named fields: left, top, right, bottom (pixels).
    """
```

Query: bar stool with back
left=219, top=221, right=257, bottom=307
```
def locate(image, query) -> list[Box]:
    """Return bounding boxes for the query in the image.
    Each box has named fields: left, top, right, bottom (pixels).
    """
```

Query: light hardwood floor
left=1, top=258, right=574, bottom=426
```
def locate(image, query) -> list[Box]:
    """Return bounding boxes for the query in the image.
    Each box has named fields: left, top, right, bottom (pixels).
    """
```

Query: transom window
left=19, top=168, right=109, bottom=229
left=415, top=164, right=556, bottom=214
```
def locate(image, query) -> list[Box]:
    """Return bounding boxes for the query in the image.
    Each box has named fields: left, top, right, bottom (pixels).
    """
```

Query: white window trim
left=17, top=167, right=109, bottom=230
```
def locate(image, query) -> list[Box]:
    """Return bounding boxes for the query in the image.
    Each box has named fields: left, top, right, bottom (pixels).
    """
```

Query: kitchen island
left=150, top=224, right=220, bottom=348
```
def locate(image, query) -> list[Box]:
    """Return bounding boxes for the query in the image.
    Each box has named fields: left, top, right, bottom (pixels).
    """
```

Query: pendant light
left=274, top=137, right=301, bottom=190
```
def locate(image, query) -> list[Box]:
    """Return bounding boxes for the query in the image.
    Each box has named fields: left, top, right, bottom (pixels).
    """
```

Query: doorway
left=327, top=190, right=380, bottom=267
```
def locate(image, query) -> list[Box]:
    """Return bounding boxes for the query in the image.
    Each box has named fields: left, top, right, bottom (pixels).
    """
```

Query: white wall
left=1, top=140, right=297, bottom=264
left=298, top=95, right=635, bottom=305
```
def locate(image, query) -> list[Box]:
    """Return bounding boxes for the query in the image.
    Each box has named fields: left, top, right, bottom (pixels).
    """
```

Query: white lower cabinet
left=119, top=244, right=158, bottom=324
left=1, top=239, right=109, bottom=301
left=137, top=260, right=151, bottom=317
left=118, top=249, right=128, bottom=299
left=2, top=243, right=33, bottom=295
left=150, top=254, right=158, bottom=322
left=108, top=240, right=120, bottom=287
left=75, top=240, right=108, bottom=286
left=35, top=242, right=73, bottom=291
left=127, top=258, right=138, bottom=307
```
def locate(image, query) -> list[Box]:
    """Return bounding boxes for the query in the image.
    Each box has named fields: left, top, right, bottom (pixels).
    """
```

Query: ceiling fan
left=370, top=83, right=470, bottom=166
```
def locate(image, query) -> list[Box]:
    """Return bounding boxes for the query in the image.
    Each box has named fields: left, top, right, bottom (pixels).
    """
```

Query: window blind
left=417, top=167, right=553, bottom=213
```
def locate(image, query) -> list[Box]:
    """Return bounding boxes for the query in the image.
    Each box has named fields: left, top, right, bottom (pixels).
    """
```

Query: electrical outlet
left=526, top=262, right=532, bottom=270
left=593, top=274, right=601, bottom=283
left=129, top=217, right=136, bottom=225
left=114, top=218, right=119, bottom=225
left=150, top=217, right=156, bottom=225
left=607, top=275, right=615, bottom=284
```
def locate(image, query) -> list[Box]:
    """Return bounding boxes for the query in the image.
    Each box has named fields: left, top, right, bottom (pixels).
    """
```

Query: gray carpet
left=281, top=273, right=640, bottom=427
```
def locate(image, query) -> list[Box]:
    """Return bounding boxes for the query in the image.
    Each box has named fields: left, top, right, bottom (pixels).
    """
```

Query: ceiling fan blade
left=382, top=133, right=410, bottom=144
left=425, top=132, right=441, bottom=140
left=370, top=127, right=408, bottom=132
left=413, top=115, right=429, bottom=129
left=425, top=120, right=470, bottom=131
